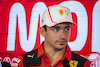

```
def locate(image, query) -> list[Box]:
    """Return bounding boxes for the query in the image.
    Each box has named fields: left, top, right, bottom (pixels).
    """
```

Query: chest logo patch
left=69, top=60, right=78, bottom=67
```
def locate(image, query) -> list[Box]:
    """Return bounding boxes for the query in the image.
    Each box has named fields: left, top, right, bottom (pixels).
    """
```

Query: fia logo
left=69, top=60, right=78, bottom=67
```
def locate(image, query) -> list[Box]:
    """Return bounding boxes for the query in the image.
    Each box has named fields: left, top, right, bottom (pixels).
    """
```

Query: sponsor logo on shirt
left=27, top=54, right=35, bottom=58
left=69, top=60, right=78, bottom=67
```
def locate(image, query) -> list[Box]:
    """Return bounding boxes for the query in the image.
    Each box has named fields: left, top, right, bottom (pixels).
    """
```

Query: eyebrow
left=51, top=26, right=71, bottom=28
left=51, top=26, right=60, bottom=28
left=65, top=26, right=71, bottom=28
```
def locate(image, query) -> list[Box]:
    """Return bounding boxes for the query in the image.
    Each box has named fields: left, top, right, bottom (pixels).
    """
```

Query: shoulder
left=22, top=49, right=38, bottom=58
left=22, top=49, right=41, bottom=67
left=21, top=49, right=39, bottom=63
left=22, top=49, right=39, bottom=64
left=71, top=51, right=88, bottom=62
left=11, top=49, right=39, bottom=67
left=71, top=51, right=91, bottom=67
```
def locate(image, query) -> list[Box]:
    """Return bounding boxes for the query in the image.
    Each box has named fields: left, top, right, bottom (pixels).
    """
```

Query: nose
left=60, top=30, right=65, bottom=39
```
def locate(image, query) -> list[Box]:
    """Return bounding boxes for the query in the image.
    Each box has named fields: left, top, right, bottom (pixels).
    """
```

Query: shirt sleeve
left=84, top=60, right=92, bottom=67
left=11, top=55, right=24, bottom=67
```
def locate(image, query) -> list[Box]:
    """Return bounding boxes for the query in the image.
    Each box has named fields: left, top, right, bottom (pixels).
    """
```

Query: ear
left=39, top=27, right=46, bottom=37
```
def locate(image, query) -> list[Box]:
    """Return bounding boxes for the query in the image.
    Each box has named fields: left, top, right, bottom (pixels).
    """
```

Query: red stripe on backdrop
left=78, top=1, right=97, bottom=53
left=70, top=12, right=77, bottom=42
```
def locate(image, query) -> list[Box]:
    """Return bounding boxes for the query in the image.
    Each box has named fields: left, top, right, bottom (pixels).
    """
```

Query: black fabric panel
left=1, top=62, right=11, bottom=67
left=22, top=49, right=41, bottom=67
left=63, top=58, right=70, bottom=67
left=71, top=52, right=87, bottom=67
left=63, top=51, right=88, bottom=67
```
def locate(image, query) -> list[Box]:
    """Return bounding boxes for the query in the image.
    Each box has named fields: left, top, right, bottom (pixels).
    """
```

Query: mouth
left=55, top=39, right=67, bottom=45
left=59, top=41, right=66, bottom=44
left=59, top=44, right=64, bottom=45
left=56, top=40, right=67, bottom=45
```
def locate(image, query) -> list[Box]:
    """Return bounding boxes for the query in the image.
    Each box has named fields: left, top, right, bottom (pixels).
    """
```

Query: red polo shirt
left=11, top=43, right=91, bottom=67
left=37, top=44, right=71, bottom=67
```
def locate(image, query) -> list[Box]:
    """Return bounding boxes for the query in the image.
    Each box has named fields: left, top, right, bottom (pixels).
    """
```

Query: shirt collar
left=37, top=42, right=45, bottom=58
left=37, top=42, right=71, bottom=61
left=60, top=44, right=71, bottom=61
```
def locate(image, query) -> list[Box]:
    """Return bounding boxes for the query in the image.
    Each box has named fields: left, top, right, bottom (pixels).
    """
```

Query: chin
left=56, top=45, right=67, bottom=50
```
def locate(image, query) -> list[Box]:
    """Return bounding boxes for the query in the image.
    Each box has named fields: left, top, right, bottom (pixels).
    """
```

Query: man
left=12, top=5, right=91, bottom=67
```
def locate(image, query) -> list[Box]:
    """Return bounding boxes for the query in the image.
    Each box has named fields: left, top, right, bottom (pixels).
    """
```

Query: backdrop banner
left=0, top=0, right=100, bottom=65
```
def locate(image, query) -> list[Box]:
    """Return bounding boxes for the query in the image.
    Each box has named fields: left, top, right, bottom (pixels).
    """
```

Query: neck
left=43, top=41, right=66, bottom=66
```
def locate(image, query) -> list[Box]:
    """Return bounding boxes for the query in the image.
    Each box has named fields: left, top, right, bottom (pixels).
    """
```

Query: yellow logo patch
left=69, top=60, right=78, bottom=67
left=59, top=10, right=64, bottom=15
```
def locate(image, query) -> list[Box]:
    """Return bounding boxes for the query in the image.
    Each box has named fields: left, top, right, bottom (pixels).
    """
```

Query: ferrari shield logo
left=69, top=60, right=78, bottom=67
left=59, top=10, right=64, bottom=15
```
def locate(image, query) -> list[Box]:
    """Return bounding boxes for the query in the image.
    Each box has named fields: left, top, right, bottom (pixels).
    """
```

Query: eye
left=53, top=28, right=59, bottom=32
left=65, top=28, right=70, bottom=31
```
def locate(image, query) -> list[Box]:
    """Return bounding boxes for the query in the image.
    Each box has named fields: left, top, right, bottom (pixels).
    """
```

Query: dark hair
left=43, top=25, right=47, bottom=31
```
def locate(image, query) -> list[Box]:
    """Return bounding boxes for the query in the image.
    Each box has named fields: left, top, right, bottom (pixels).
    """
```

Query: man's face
left=42, top=23, right=71, bottom=50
